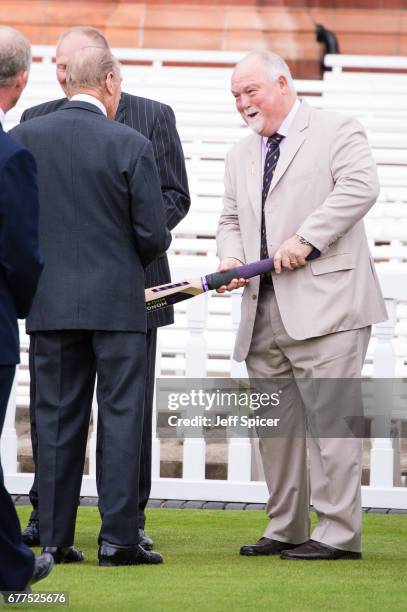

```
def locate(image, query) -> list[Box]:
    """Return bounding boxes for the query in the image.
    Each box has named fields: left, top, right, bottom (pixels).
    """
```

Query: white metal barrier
left=6, top=50, right=407, bottom=272
left=1, top=50, right=407, bottom=508
left=324, top=54, right=407, bottom=73
left=1, top=271, right=407, bottom=508
left=28, top=46, right=407, bottom=74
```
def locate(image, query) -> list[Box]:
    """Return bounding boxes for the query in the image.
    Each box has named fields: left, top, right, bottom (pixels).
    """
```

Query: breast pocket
left=310, top=253, right=354, bottom=275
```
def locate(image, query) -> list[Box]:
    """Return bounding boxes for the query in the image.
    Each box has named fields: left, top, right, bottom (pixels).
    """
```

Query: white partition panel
left=2, top=52, right=407, bottom=508
left=0, top=374, right=19, bottom=474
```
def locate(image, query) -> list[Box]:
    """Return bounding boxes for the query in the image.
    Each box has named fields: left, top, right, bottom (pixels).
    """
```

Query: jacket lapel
left=267, top=101, right=311, bottom=197
left=246, top=134, right=263, bottom=227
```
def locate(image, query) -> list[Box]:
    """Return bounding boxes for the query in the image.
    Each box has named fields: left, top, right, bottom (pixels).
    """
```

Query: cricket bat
left=145, top=251, right=319, bottom=312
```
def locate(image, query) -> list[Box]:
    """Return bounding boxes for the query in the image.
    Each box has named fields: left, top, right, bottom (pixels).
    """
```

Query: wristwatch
left=296, top=234, right=313, bottom=247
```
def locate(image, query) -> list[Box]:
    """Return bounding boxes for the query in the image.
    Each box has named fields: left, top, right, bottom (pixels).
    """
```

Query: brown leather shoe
left=240, top=538, right=300, bottom=556
left=280, top=539, right=362, bottom=560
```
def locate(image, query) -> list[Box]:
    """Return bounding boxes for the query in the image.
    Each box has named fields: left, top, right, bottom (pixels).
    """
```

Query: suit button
left=252, top=294, right=257, bottom=300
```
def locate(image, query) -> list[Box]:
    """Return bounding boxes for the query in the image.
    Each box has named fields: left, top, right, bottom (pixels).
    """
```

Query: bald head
left=66, top=47, right=122, bottom=118
left=231, top=50, right=297, bottom=137
left=235, top=51, right=295, bottom=91
left=55, top=27, right=109, bottom=96
left=0, top=26, right=31, bottom=87
left=57, top=26, right=109, bottom=50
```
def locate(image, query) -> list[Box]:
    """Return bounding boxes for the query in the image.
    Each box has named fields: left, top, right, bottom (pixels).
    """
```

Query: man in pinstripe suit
left=21, top=27, right=190, bottom=551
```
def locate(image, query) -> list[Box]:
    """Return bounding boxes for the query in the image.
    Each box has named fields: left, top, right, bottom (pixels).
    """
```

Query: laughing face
left=231, top=56, right=293, bottom=137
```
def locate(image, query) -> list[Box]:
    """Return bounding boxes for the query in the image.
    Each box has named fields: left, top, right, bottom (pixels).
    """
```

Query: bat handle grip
left=205, top=258, right=275, bottom=290
left=205, top=249, right=319, bottom=291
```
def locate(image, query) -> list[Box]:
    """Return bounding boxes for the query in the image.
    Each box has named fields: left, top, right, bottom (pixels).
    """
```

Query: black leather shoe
left=280, top=539, right=362, bottom=560
left=22, top=520, right=40, bottom=547
left=42, top=546, right=84, bottom=564
left=98, top=542, right=163, bottom=566
left=138, top=529, right=153, bottom=550
left=27, top=553, right=54, bottom=587
left=240, top=537, right=300, bottom=556
left=2, top=554, right=54, bottom=601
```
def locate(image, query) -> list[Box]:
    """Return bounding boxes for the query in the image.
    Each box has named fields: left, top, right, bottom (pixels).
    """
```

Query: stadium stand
left=5, top=48, right=407, bottom=377
left=3, top=49, right=406, bottom=506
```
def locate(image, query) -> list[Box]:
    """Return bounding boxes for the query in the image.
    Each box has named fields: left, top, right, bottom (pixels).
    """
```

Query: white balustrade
left=182, top=292, right=207, bottom=481
left=366, top=279, right=407, bottom=508
left=227, top=292, right=252, bottom=482
left=3, top=271, right=407, bottom=508
left=2, top=50, right=407, bottom=508
left=325, top=54, right=407, bottom=73
left=88, top=385, right=98, bottom=478
left=151, top=337, right=162, bottom=483
left=370, top=314, right=396, bottom=489
left=0, top=373, right=19, bottom=474
left=230, top=292, right=248, bottom=379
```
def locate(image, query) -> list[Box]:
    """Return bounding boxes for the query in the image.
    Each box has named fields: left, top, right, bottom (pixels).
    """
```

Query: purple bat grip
left=205, top=258, right=275, bottom=290
left=205, top=250, right=319, bottom=291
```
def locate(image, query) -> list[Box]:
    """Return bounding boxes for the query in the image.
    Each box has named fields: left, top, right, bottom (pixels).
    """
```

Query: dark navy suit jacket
left=0, top=124, right=43, bottom=591
left=12, top=101, right=171, bottom=334
left=0, top=126, right=43, bottom=364
left=20, top=92, right=190, bottom=328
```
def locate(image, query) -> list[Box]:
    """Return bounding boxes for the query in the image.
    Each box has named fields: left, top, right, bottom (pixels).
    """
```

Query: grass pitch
left=12, top=506, right=407, bottom=612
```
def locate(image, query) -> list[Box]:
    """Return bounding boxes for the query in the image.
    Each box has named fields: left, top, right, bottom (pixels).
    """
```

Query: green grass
left=10, top=507, right=407, bottom=611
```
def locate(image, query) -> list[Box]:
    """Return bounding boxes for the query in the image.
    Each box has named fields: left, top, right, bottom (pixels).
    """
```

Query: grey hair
left=66, top=47, right=120, bottom=91
left=243, top=50, right=295, bottom=91
left=0, top=26, right=31, bottom=87
left=57, top=26, right=109, bottom=50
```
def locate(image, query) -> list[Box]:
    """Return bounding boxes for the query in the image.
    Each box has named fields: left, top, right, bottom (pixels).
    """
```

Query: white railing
left=2, top=270, right=407, bottom=508
left=324, top=54, right=407, bottom=73
left=2, top=50, right=407, bottom=508
left=30, top=46, right=247, bottom=67
left=29, top=46, right=407, bottom=73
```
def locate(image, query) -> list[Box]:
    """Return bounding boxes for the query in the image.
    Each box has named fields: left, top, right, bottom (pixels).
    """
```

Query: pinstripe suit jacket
left=20, top=92, right=190, bottom=328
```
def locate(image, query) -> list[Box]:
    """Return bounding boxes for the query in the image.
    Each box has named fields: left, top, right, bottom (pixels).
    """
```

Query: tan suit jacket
left=217, top=101, right=387, bottom=361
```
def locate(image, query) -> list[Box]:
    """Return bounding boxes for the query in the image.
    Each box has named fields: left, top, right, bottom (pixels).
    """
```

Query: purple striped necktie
left=260, top=133, right=283, bottom=283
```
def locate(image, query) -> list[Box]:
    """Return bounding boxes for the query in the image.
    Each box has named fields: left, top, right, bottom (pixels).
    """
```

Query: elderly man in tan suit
left=217, top=51, right=387, bottom=560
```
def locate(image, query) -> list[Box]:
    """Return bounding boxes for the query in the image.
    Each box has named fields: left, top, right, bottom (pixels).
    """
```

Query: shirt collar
left=70, top=94, right=107, bottom=116
left=262, top=97, right=301, bottom=146
left=0, top=107, right=5, bottom=128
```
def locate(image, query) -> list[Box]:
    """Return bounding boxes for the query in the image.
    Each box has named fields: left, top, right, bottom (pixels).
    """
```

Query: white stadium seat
left=5, top=47, right=407, bottom=391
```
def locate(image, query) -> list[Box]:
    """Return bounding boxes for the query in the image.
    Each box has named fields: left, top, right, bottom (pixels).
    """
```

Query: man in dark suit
left=21, top=26, right=190, bottom=551
left=0, top=25, right=53, bottom=594
left=12, top=46, right=171, bottom=566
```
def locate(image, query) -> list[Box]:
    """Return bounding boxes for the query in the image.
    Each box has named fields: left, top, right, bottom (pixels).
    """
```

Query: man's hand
left=274, top=235, right=313, bottom=274
left=216, top=257, right=248, bottom=293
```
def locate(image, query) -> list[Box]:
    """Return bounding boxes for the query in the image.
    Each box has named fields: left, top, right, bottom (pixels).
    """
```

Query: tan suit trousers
left=245, top=285, right=371, bottom=552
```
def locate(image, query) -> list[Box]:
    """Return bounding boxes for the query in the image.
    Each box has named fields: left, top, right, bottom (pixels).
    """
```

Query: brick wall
left=1, top=1, right=406, bottom=78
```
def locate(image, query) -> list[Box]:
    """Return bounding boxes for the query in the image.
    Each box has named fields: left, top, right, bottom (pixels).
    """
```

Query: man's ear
left=105, top=71, right=114, bottom=96
left=277, top=75, right=289, bottom=93
left=15, top=70, right=29, bottom=93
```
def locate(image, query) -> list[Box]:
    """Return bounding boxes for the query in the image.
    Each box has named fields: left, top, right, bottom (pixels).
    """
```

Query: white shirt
left=0, top=107, right=5, bottom=128
left=261, top=97, right=301, bottom=172
left=70, top=94, right=107, bottom=116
